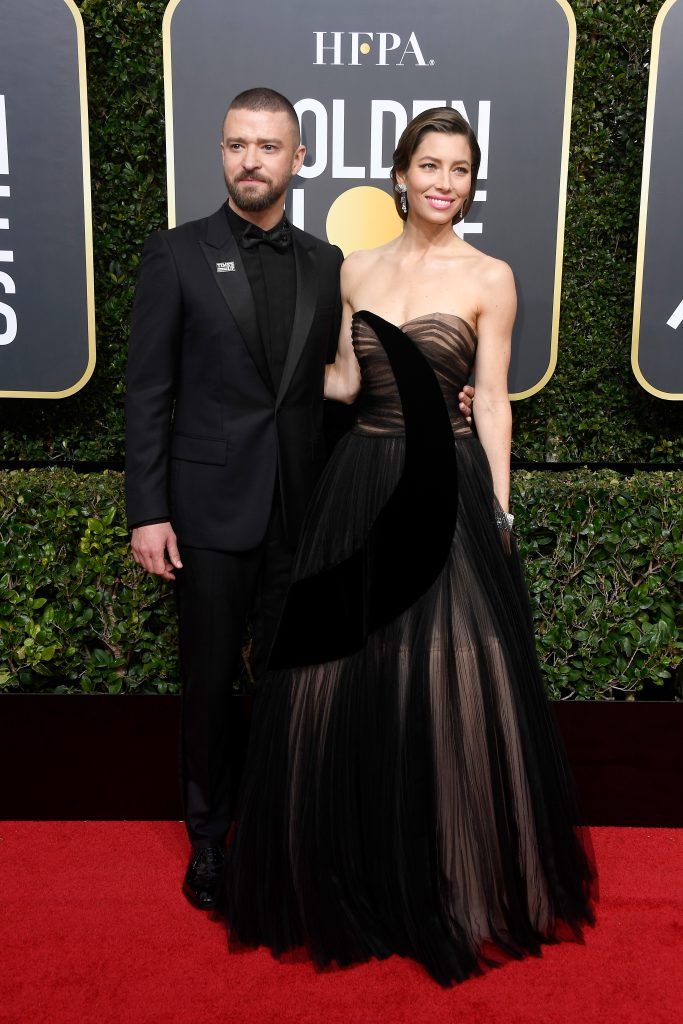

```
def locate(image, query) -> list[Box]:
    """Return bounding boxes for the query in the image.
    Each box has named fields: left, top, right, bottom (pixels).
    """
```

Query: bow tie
left=240, top=221, right=292, bottom=251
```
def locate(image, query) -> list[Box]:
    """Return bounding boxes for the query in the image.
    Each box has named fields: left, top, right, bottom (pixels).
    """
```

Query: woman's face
left=398, top=130, right=472, bottom=225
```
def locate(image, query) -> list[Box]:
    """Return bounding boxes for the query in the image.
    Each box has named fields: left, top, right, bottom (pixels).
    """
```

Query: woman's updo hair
left=390, top=107, right=481, bottom=224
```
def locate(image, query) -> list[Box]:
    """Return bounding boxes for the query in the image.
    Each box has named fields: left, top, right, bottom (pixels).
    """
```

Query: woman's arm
left=324, top=258, right=361, bottom=404
left=471, top=259, right=517, bottom=513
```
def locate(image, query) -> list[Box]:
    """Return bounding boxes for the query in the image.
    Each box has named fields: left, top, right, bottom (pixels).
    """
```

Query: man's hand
left=459, top=384, right=475, bottom=423
left=131, top=522, right=183, bottom=581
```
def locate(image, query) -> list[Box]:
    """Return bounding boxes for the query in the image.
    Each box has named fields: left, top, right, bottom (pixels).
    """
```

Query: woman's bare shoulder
left=341, top=248, right=384, bottom=287
left=470, top=249, right=515, bottom=291
left=342, top=247, right=384, bottom=269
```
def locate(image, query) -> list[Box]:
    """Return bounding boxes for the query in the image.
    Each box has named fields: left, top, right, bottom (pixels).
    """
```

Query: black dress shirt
left=225, top=202, right=296, bottom=393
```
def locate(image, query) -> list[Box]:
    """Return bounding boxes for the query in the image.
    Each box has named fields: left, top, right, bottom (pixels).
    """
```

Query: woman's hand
left=458, top=384, right=474, bottom=423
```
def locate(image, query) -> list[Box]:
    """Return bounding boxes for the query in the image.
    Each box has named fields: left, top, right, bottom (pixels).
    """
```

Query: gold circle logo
left=360, top=42, right=371, bottom=55
left=326, top=186, right=403, bottom=257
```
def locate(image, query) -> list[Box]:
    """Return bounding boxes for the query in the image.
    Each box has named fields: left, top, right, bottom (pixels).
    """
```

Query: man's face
left=221, top=107, right=305, bottom=213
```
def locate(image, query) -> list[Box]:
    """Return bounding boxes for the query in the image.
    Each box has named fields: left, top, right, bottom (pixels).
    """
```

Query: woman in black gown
left=218, top=108, right=596, bottom=985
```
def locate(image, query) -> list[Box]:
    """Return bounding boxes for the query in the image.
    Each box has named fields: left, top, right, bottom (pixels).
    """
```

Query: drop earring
left=395, top=183, right=408, bottom=215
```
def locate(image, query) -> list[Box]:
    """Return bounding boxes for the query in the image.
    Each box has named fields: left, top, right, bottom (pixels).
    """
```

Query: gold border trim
left=630, top=0, right=683, bottom=401
left=0, top=0, right=96, bottom=400
left=510, top=0, right=576, bottom=400
left=163, top=0, right=183, bottom=228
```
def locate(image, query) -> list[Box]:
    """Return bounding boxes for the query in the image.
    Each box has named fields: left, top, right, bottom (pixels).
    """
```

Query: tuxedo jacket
left=125, top=205, right=343, bottom=551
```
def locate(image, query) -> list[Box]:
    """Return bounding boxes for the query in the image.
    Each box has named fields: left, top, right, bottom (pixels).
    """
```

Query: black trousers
left=174, top=493, right=293, bottom=848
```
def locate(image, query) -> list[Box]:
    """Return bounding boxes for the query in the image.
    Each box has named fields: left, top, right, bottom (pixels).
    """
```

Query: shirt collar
left=224, top=201, right=287, bottom=240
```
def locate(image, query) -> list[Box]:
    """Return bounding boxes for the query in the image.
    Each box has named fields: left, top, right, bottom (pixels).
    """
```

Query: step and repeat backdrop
left=164, top=0, right=575, bottom=399
left=0, top=0, right=681, bottom=401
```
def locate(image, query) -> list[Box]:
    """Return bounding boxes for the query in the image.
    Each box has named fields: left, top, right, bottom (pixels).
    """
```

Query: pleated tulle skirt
left=217, top=430, right=596, bottom=985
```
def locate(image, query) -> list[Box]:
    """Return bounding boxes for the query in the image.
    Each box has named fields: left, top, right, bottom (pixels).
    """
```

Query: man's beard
left=225, top=170, right=290, bottom=213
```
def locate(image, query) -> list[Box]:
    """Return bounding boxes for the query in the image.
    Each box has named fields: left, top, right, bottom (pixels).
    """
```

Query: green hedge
left=0, top=0, right=681, bottom=462
left=1, top=469, right=680, bottom=699
left=0, top=470, right=176, bottom=694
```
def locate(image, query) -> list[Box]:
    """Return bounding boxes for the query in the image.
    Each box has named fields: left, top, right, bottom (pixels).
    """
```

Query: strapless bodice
left=351, top=311, right=477, bottom=437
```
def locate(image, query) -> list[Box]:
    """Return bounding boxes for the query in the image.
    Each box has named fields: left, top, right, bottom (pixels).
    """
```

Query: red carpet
left=0, top=823, right=680, bottom=1024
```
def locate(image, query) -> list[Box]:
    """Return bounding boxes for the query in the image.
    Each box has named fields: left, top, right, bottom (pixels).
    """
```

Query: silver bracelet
left=495, top=508, right=514, bottom=532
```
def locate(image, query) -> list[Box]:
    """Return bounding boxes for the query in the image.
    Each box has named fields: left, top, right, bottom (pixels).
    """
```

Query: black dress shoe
left=182, top=845, right=226, bottom=910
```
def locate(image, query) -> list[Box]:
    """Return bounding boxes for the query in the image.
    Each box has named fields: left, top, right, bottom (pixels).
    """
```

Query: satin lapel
left=199, top=231, right=273, bottom=394
left=276, top=236, right=318, bottom=408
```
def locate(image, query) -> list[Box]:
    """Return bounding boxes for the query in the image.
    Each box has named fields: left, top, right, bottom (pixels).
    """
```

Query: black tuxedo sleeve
left=125, top=231, right=182, bottom=529
left=327, top=246, right=344, bottom=364
left=129, top=517, right=171, bottom=531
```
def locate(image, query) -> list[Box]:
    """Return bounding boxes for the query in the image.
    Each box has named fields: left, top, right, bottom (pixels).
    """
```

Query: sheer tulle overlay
left=218, top=312, right=596, bottom=985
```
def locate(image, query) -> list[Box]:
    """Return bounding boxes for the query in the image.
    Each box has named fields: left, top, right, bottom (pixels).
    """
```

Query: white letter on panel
left=314, top=32, right=343, bottom=65
left=0, top=96, right=8, bottom=175
left=370, top=101, right=407, bottom=178
left=477, top=101, right=490, bottom=178
left=377, top=33, right=400, bottom=65
left=0, top=271, right=15, bottom=293
left=666, top=298, right=683, bottom=330
left=349, top=32, right=374, bottom=65
left=0, top=303, right=17, bottom=345
left=290, top=188, right=305, bottom=230
left=331, top=100, right=365, bottom=178
left=295, top=99, right=328, bottom=179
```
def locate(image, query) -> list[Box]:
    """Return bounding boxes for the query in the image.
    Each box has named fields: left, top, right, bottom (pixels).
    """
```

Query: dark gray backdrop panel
left=632, top=0, right=683, bottom=400
left=0, top=0, right=93, bottom=396
left=166, top=0, right=574, bottom=397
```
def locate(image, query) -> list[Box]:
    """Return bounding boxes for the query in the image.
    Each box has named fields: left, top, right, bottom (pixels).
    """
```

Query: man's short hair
left=224, top=88, right=300, bottom=144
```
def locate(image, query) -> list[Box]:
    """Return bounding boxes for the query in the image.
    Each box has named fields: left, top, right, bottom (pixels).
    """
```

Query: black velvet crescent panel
left=269, top=311, right=459, bottom=669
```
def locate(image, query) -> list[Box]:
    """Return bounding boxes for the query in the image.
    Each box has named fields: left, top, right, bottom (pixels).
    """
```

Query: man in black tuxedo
left=126, top=87, right=475, bottom=910
left=125, top=89, right=343, bottom=909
